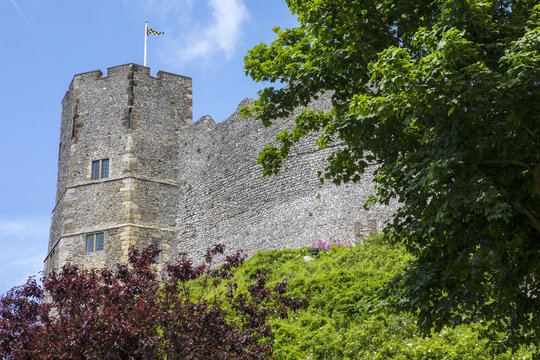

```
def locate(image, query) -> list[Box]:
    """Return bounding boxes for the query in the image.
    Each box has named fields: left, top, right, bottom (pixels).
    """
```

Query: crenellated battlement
left=66, top=65, right=192, bottom=119
left=70, top=64, right=191, bottom=83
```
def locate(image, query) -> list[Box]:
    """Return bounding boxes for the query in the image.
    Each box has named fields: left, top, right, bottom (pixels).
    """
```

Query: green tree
left=243, top=0, right=540, bottom=347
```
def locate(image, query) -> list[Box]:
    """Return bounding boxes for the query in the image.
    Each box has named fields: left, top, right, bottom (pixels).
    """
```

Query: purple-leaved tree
left=0, top=244, right=305, bottom=359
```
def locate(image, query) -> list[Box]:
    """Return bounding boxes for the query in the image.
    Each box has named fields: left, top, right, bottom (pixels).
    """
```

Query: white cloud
left=195, top=0, right=248, bottom=58
left=170, top=0, right=249, bottom=64
left=125, top=0, right=249, bottom=66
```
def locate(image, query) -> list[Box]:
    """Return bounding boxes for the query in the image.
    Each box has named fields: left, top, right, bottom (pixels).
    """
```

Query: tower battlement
left=46, top=65, right=395, bottom=272
left=65, top=64, right=193, bottom=125
left=70, top=63, right=192, bottom=85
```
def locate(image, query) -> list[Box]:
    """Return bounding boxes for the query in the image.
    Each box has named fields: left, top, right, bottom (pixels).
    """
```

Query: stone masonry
left=45, top=63, right=396, bottom=271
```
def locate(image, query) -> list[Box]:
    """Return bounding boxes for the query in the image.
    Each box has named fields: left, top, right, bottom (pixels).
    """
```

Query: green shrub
left=230, top=235, right=537, bottom=359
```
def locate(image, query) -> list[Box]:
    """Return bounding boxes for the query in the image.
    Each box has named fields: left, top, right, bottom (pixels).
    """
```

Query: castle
left=45, top=63, right=395, bottom=271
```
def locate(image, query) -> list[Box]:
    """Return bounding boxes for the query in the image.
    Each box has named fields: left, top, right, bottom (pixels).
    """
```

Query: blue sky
left=0, top=0, right=297, bottom=295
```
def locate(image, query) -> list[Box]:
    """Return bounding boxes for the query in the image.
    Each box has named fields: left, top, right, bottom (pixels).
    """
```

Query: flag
left=144, top=22, right=164, bottom=66
left=147, top=27, right=165, bottom=36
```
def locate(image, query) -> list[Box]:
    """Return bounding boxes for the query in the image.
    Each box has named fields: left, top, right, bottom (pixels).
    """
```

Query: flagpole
left=144, top=20, right=148, bottom=66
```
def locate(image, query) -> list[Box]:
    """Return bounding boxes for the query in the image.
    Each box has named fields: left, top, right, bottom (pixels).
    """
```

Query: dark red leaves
left=0, top=244, right=303, bottom=360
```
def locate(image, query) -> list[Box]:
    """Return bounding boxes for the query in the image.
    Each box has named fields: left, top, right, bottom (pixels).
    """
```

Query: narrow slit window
left=71, top=104, right=78, bottom=138
left=86, top=233, right=104, bottom=253
left=128, top=107, right=133, bottom=129
left=151, top=238, right=162, bottom=263
left=91, top=159, right=109, bottom=180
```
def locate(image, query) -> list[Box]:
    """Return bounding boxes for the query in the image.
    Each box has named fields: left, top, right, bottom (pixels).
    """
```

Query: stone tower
left=45, top=64, right=191, bottom=270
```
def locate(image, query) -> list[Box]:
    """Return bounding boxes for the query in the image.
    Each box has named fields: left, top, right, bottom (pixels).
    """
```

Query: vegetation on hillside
left=233, top=236, right=537, bottom=359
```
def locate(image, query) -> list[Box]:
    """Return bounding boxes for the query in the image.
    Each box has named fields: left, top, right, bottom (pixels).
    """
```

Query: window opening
left=91, top=159, right=109, bottom=180
left=47, top=246, right=59, bottom=272
left=86, top=233, right=104, bottom=253
left=128, top=107, right=133, bottom=129
left=101, top=159, right=109, bottom=178
left=91, top=161, right=100, bottom=180
left=71, top=104, right=78, bottom=138
left=151, top=238, right=162, bottom=263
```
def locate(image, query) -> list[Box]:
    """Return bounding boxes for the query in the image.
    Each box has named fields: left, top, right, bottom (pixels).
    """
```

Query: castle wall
left=47, top=64, right=395, bottom=272
left=174, top=95, right=396, bottom=259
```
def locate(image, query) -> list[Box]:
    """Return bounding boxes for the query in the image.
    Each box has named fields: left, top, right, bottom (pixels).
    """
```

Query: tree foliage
left=243, top=0, right=540, bottom=346
left=0, top=244, right=304, bottom=359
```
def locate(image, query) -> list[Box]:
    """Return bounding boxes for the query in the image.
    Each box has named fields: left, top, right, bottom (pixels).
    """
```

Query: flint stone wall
left=174, top=97, right=396, bottom=260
